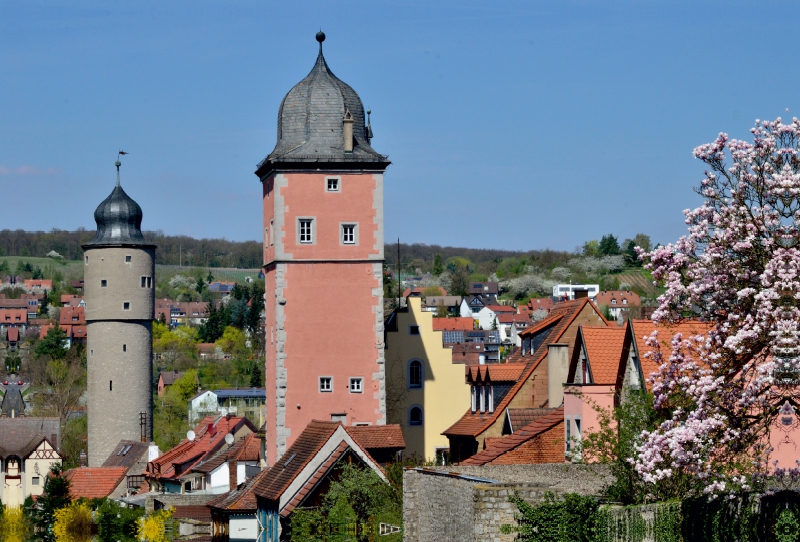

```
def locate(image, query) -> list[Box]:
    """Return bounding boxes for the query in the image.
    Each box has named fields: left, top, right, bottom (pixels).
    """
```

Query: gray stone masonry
left=403, top=464, right=613, bottom=542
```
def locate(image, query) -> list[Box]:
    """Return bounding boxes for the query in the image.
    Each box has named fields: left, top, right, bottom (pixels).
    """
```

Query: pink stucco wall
left=564, top=385, right=615, bottom=460
left=262, top=171, right=383, bottom=464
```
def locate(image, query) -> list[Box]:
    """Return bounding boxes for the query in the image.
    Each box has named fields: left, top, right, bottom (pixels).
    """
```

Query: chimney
left=547, top=343, right=570, bottom=407
left=79, top=449, right=87, bottom=467
left=343, top=110, right=354, bottom=153
left=229, top=458, right=238, bottom=491
left=478, top=353, right=486, bottom=365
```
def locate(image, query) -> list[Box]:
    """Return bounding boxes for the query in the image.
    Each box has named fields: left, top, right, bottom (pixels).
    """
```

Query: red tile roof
left=595, top=290, right=641, bottom=308
left=65, top=467, right=127, bottom=499
left=24, top=279, right=53, bottom=290
left=0, top=309, right=28, bottom=324
left=630, top=319, right=712, bottom=389
left=528, top=298, right=555, bottom=311
left=59, top=306, right=85, bottom=326
left=506, top=408, right=556, bottom=432
left=487, top=305, right=516, bottom=313
left=7, top=327, right=19, bottom=342
left=467, top=364, right=526, bottom=383
left=581, top=326, right=628, bottom=385
left=459, top=407, right=564, bottom=466
left=432, top=317, right=474, bottom=332
left=444, top=299, right=604, bottom=438
left=497, top=313, right=530, bottom=324
left=281, top=441, right=350, bottom=517
left=402, top=286, right=447, bottom=298
left=207, top=467, right=267, bottom=512
left=345, top=424, right=405, bottom=450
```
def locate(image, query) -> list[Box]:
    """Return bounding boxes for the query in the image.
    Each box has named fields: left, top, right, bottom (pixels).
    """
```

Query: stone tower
left=257, top=32, right=391, bottom=464
left=83, top=161, right=155, bottom=467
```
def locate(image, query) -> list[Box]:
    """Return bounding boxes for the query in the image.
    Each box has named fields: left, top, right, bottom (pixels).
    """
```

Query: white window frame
left=479, top=385, right=486, bottom=413
left=471, top=386, right=477, bottom=413
left=319, top=376, right=333, bottom=393
left=326, top=176, right=341, bottom=192
left=298, top=218, right=315, bottom=244
left=349, top=377, right=363, bottom=393
left=341, top=223, right=357, bottom=245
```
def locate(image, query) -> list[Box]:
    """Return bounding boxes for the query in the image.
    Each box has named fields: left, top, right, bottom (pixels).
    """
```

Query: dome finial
left=316, top=30, right=325, bottom=54
left=116, top=150, right=128, bottom=187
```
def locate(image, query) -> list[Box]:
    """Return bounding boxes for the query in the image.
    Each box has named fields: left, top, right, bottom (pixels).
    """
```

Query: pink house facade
left=257, top=33, right=390, bottom=465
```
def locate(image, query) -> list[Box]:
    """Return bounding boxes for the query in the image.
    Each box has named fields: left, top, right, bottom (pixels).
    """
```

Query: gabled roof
left=207, top=466, right=266, bottom=512
left=253, top=420, right=387, bottom=512
left=192, top=432, right=260, bottom=474
left=65, top=467, right=127, bottom=499
left=578, top=325, right=629, bottom=385
left=444, top=299, right=605, bottom=438
left=0, top=418, right=60, bottom=458
left=595, top=290, right=641, bottom=308
left=432, top=317, right=474, bottom=332
left=344, top=424, right=405, bottom=450
left=467, top=364, right=526, bottom=384
left=458, top=407, right=564, bottom=466
left=402, top=286, right=447, bottom=298
left=469, top=282, right=499, bottom=295
left=158, top=371, right=184, bottom=386
left=497, top=313, right=530, bottom=324
left=528, top=298, right=555, bottom=311
left=629, top=319, right=713, bottom=389
left=506, top=408, right=555, bottom=433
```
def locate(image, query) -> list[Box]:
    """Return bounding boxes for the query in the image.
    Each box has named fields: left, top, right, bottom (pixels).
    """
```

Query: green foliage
left=289, top=463, right=402, bottom=542
left=61, top=415, right=88, bottom=469
left=508, top=491, right=602, bottom=542
left=32, top=463, right=72, bottom=540
left=583, top=240, right=600, bottom=257
left=35, top=324, right=68, bottom=360
left=249, top=363, right=262, bottom=388
left=432, top=253, right=443, bottom=276
left=153, top=370, right=198, bottom=450
left=599, top=234, right=620, bottom=256
left=449, top=265, right=470, bottom=296
left=215, top=326, right=247, bottom=358
left=96, top=498, right=144, bottom=541
left=197, top=301, right=231, bottom=343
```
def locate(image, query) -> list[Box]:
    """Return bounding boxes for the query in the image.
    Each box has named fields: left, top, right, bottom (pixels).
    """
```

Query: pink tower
left=256, top=32, right=390, bottom=464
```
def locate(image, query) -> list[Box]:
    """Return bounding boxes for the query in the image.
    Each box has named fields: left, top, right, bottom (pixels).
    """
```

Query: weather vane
left=116, top=150, right=128, bottom=186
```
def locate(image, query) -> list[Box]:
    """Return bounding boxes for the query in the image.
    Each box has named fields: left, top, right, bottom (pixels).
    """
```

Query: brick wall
left=487, top=421, right=564, bottom=465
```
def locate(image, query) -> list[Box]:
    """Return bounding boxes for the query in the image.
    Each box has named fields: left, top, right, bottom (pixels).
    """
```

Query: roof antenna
left=116, top=150, right=128, bottom=187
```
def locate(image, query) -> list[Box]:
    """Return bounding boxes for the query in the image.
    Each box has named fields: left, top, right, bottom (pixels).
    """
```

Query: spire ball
left=316, top=31, right=325, bottom=43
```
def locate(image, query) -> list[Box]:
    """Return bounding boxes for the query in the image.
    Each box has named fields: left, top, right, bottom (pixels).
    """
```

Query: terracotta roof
left=630, top=319, right=713, bottom=389
left=467, top=364, right=526, bottom=383
left=281, top=441, right=350, bottom=517
left=402, top=286, right=447, bottom=298
left=497, top=313, right=530, bottom=324
left=39, top=324, right=54, bottom=340
left=65, top=467, right=127, bottom=499
left=172, top=505, right=212, bottom=521
left=23, top=279, right=52, bottom=290
left=595, top=290, right=641, bottom=308
left=581, top=326, right=628, bottom=385
left=253, top=420, right=340, bottom=501
left=159, top=371, right=184, bottom=386
left=59, top=306, right=85, bottom=326
left=506, top=408, right=556, bottom=432
left=459, top=407, right=564, bottom=466
left=192, top=432, right=260, bottom=474
left=0, top=309, right=28, bottom=324
left=528, top=298, right=555, bottom=311
left=452, top=351, right=483, bottom=365
left=444, top=299, right=604, bottom=438
left=7, top=326, right=19, bottom=342
left=486, top=305, right=516, bottom=313
left=432, top=317, right=474, bottom=331
left=0, top=300, right=28, bottom=310
left=345, top=424, right=405, bottom=450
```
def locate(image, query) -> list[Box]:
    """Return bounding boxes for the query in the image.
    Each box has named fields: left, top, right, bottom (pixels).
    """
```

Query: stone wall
left=403, top=464, right=612, bottom=542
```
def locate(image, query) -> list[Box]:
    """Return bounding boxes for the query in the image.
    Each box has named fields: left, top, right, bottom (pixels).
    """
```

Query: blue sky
left=1, top=1, right=797, bottom=251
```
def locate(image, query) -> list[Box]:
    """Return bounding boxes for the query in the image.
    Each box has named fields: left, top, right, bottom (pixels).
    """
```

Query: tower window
left=101, top=280, right=107, bottom=287
left=409, top=360, right=423, bottom=389
left=319, top=377, right=332, bottom=392
left=123, top=344, right=127, bottom=352
left=326, top=178, right=340, bottom=192
left=141, top=276, right=152, bottom=288
left=349, top=377, right=363, bottom=393
left=85, top=256, right=88, bottom=264
left=125, top=255, right=131, bottom=263
left=409, top=406, right=423, bottom=426
left=299, top=219, right=314, bottom=244
left=123, top=302, right=130, bottom=310
left=342, top=224, right=356, bottom=244
left=269, top=220, right=274, bottom=246
left=409, top=325, right=420, bottom=335
left=110, top=380, right=113, bottom=391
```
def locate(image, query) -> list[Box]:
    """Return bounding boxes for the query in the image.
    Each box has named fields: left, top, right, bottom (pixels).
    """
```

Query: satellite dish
left=225, top=433, right=234, bottom=445
left=187, top=430, right=196, bottom=442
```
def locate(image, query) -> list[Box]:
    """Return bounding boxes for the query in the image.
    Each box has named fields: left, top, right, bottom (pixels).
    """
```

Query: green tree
left=623, top=240, right=639, bottom=266
left=422, top=285, right=442, bottom=299
left=196, top=276, right=206, bottom=293
left=215, top=326, right=247, bottom=358
left=633, top=232, right=652, bottom=253
left=492, top=317, right=498, bottom=330
left=32, top=463, right=72, bottom=540
left=434, top=302, right=449, bottom=318
left=35, top=325, right=68, bottom=360
left=249, top=363, right=262, bottom=388
left=32, top=266, right=43, bottom=279
left=449, top=266, right=470, bottom=296
left=432, top=253, right=443, bottom=276
left=198, top=302, right=230, bottom=343
left=598, top=234, right=620, bottom=256
left=582, top=240, right=600, bottom=257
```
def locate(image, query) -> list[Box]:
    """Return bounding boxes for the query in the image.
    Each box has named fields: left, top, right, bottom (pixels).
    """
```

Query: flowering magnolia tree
left=635, top=118, right=800, bottom=496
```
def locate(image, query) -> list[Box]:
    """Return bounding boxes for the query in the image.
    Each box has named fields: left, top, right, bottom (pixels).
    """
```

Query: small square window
left=409, top=325, right=420, bottom=335
left=349, top=377, right=363, bottom=393
left=101, top=280, right=107, bottom=287
left=32, top=477, right=40, bottom=486
left=123, top=302, right=130, bottom=310
left=299, top=219, right=314, bottom=243
left=147, top=277, right=152, bottom=288
left=342, top=224, right=356, bottom=244
left=319, top=377, right=332, bottom=392
left=141, top=277, right=147, bottom=288
left=125, top=255, right=131, bottom=263
left=327, top=178, right=339, bottom=191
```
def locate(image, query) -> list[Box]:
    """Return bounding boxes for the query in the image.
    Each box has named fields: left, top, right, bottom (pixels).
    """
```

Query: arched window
left=408, top=360, right=423, bottom=388
left=409, top=406, right=423, bottom=426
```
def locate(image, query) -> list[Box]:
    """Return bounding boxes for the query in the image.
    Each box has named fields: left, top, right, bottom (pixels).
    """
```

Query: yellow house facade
left=385, top=297, right=471, bottom=461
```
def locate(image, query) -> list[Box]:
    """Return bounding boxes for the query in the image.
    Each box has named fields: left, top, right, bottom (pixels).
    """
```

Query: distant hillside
left=0, top=229, right=262, bottom=268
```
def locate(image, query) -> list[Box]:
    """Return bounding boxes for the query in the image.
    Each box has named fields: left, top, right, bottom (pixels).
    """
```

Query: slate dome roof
left=84, top=177, right=152, bottom=247
left=258, top=35, right=388, bottom=171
